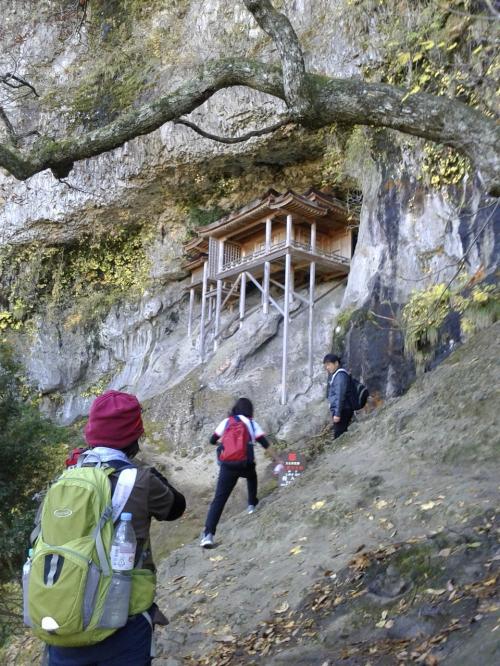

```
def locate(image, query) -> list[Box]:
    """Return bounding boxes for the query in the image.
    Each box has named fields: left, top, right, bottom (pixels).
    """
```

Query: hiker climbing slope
left=324, top=353, right=356, bottom=439
left=200, top=397, right=278, bottom=549
left=27, top=390, right=186, bottom=666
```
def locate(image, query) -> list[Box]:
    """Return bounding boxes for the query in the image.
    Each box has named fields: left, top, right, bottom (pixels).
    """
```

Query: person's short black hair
left=122, top=440, right=140, bottom=458
left=230, top=397, right=254, bottom=418
left=323, top=353, right=341, bottom=364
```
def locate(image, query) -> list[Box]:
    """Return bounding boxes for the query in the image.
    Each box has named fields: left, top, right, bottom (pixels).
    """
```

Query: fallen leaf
left=311, top=500, right=326, bottom=510
left=425, top=588, right=446, bottom=596
left=374, top=499, right=389, bottom=510
left=209, top=555, right=224, bottom=562
left=274, top=601, right=290, bottom=614
left=421, top=501, right=441, bottom=511
left=438, top=548, right=452, bottom=557
left=290, top=545, right=303, bottom=556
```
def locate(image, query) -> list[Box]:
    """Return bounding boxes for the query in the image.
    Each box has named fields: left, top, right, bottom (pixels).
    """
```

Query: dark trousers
left=205, top=463, right=257, bottom=535
left=333, top=409, right=354, bottom=439
left=47, top=613, right=152, bottom=665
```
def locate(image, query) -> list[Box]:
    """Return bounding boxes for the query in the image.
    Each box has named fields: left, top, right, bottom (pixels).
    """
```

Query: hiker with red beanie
left=200, top=397, right=278, bottom=549
left=47, top=390, right=186, bottom=666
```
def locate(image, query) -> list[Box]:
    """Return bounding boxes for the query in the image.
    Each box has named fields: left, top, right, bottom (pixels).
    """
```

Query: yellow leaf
left=420, top=40, right=435, bottom=50
left=472, top=45, right=483, bottom=55
left=447, top=42, right=458, bottom=51
left=290, top=546, right=303, bottom=556
left=374, top=499, right=388, bottom=510
left=311, top=500, right=326, bottom=510
left=397, top=52, right=411, bottom=66
left=209, top=555, right=224, bottom=562
left=425, top=588, right=446, bottom=595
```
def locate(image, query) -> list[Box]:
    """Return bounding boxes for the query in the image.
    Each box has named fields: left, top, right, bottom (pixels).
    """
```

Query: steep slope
left=153, top=322, right=500, bottom=665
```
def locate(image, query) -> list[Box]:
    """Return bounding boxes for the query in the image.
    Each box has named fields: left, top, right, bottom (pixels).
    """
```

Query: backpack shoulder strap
left=330, top=367, right=349, bottom=384
left=111, top=467, right=137, bottom=522
left=238, top=415, right=256, bottom=443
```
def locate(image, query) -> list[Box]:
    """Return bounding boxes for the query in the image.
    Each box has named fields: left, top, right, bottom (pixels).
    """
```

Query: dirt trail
left=154, top=323, right=500, bottom=665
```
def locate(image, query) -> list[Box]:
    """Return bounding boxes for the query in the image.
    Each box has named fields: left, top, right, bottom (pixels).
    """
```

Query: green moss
left=0, top=225, right=153, bottom=332
left=331, top=307, right=372, bottom=353
left=187, top=205, right=226, bottom=231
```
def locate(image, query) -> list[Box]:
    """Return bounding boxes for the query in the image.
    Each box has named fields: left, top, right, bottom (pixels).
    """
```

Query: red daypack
left=219, top=416, right=251, bottom=463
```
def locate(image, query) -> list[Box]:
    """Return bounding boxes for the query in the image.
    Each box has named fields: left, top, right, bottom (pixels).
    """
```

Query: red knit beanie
left=84, top=390, right=144, bottom=449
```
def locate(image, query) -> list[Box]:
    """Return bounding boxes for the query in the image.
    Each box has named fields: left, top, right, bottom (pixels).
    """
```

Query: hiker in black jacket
left=324, top=354, right=355, bottom=439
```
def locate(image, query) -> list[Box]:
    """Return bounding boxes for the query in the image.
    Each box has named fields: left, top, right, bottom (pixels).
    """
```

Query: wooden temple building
left=182, top=189, right=356, bottom=404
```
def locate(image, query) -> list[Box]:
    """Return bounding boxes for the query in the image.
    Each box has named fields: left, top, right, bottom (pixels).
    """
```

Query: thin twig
left=0, top=73, right=39, bottom=97
left=174, top=117, right=292, bottom=144
left=398, top=199, right=498, bottom=283
left=437, top=200, right=499, bottom=303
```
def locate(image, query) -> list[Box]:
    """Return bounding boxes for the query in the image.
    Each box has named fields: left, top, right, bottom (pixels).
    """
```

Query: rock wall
left=0, top=1, right=498, bottom=462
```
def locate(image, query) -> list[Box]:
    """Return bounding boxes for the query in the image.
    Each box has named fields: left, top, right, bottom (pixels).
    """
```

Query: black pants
left=205, top=463, right=258, bottom=535
left=333, top=409, right=354, bottom=439
left=47, top=613, right=152, bottom=665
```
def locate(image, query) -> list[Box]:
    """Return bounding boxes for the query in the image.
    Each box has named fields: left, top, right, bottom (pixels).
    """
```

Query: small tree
left=0, top=344, right=68, bottom=584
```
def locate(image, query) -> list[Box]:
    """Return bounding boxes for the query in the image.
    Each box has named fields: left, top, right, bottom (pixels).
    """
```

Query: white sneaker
left=247, top=505, right=256, bottom=514
left=200, top=532, right=215, bottom=548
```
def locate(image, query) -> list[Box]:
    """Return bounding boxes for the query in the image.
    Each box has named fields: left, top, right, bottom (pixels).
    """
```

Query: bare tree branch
left=174, top=117, right=292, bottom=144
left=0, top=0, right=498, bottom=195
left=243, top=0, right=311, bottom=118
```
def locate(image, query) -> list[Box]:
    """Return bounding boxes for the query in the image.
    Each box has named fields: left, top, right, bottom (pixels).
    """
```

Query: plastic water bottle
left=110, top=512, right=136, bottom=571
left=104, top=513, right=136, bottom=628
left=22, top=548, right=33, bottom=626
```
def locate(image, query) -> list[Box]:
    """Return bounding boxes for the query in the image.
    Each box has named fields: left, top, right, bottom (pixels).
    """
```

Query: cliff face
left=0, top=1, right=497, bottom=455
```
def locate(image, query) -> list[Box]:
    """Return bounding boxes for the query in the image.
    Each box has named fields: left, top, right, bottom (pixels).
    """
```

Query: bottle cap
left=121, top=512, right=132, bottom=521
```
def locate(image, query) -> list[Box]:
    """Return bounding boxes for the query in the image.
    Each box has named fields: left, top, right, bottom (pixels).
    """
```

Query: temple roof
left=196, top=188, right=351, bottom=239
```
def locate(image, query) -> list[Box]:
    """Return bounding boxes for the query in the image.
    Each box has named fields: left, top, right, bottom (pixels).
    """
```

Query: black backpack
left=350, top=376, right=369, bottom=410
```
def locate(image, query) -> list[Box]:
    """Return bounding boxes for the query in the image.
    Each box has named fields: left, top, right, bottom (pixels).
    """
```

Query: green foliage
left=0, top=344, right=68, bottom=586
left=419, top=143, right=471, bottom=188
left=402, top=279, right=499, bottom=365
left=0, top=226, right=152, bottom=330
left=461, top=283, right=500, bottom=337
left=402, top=283, right=452, bottom=366
left=320, top=126, right=375, bottom=190
left=187, top=205, right=226, bottom=231
left=0, top=581, right=22, bottom=648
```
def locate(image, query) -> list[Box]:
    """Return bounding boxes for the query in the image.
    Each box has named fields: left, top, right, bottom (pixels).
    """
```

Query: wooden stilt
left=308, top=222, right=317, bottom=378
left=214, top=239, right=224, bottom=351
left=188, top=287, right=195, bottom=337
left=245, top=271, right=284, bottom=317
left=263, top=217, right=272, bottom=314
left=289, top=266, right=295, bottom=304
left=285, top=213, right=293, bottom=246
left=208, top=291, right=213, bottom=321
left=281, top=250, right=291, bottom=405
left=199, top=261, right=208, bottom=360
left=239, top=271, right=247, bottom=328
